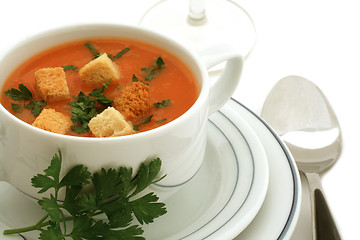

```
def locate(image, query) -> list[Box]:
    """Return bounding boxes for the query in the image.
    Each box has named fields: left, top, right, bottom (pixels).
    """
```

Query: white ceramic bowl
left=0, top=23, right=243, bottom=200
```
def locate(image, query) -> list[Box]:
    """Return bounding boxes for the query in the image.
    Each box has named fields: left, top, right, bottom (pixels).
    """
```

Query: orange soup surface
left=0, top=38, right=198, bottom=137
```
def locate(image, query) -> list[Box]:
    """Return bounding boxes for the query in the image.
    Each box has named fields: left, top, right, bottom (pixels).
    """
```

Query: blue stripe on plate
left=181, top=109, right=256, bottom=239
left=231, top=98, right=300, bottom=240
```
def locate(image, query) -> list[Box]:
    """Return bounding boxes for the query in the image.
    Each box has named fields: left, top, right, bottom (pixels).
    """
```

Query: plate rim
left=230, top=98, right=301, bottom=239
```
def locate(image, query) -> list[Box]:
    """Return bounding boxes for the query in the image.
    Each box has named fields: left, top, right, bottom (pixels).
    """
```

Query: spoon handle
left=304, top=172, right=341, bottom=240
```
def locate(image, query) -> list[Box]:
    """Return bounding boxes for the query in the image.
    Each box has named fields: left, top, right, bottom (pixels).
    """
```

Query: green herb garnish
left=88, top=79, right=114, bottom=106
left=68, top=92, right=97, bottom=133
left=68, top=80, right=114, bottom=133
left=3, top=150, right=166, bottom=239
left=84, top=42, right=102, bottom=59
left=132, top=74, right=139, bottom=82
left=5, top=83, right=47, bottom=116
left=26, top=100, right=47, bottom=116
left=11, top=103, right=22, bottom=112
left=85, top=42, right=129, bottom=61
left=61, top=65, right=78, bottom=71
left=133, top=115, right=153, bottom=131
left=153, top=99, right=172, bottom=108
left=141, top=57, right=165, bottom=81
left=5, top=83, right=33, bottom=101
left=108, top=48, right=130, bottom=60
left=156, top=119, right=167, bottom=124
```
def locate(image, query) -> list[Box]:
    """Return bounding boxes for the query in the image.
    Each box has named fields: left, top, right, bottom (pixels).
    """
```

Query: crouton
left=35, top=67, right=70, bottom=102
left=88, top=107, right=134, bottom=137
left=79, top=53, right=120, bottom=86
left=113, top=82, right=152, bottom=123
left=32, top=108, right=72, bottom=135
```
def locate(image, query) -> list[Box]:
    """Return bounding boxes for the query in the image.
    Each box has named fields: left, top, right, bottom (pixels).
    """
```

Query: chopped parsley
left=68, top=79, right=114, bottom=133
left=141, top=57, right=165, bottom=81
left=85, top=42, right=130, bottom=61
left=4, top=83, right=47, bottom=116
left=10, top=103, right=22, bottom=112
left=108, top=47, right=130, bottom=60
left=84, top=42, right=102, bottom=59
left=132, top=74, right=139, bottom=82
left=88, top=79, right=114, bottom=106
left=3, top=150, right=167, bottom=239
left=68, top=92, right=97, bottom=133
left=133, top=115, right=153, bottom=131
left=156, top=119, right=167, bottom=124
left=61, top=65, right=78, bottom=71
left=153, top=99, right=172, bottom=108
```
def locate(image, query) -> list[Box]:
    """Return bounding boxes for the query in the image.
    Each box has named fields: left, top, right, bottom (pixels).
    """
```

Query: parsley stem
left=3, top=214, right=49, bottom=234
left=3, top=225, right=42, bottom=235
left=3, top=214, right=51, bottom=235
left=35, top=214, right=49, bottom=226
left=3, top=211, right=104, bottom=235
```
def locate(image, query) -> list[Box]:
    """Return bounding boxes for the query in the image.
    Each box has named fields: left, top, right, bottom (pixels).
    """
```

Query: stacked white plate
left=0, top=99, right=301, bottom=240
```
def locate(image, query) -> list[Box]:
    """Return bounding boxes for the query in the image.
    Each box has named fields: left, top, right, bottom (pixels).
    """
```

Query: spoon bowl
left=261, top=75, right=341, bottom=239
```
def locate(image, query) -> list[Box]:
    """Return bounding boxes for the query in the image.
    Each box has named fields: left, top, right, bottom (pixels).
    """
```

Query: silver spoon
left=261, top=75, right=341, bottom=239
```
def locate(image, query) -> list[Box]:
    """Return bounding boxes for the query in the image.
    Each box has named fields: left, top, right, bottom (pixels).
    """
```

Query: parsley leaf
left=31, top=151, right=62, bottom=194
left=11, top=103, right=22, bottom=112
left=26, top=100, right=47, bottom=116
left=39, top=223, right=62, bottom=240
left=68, top=92, right=97, bottom=133
left=38, top=195, right=63, bottom=223
left=3, top=150, right=167, bottom=239
left=131, top=192, right=167, bottom=224
left=130, top=157, right=163, bottom=197
left=84, top=42, right=102, bottom=59
left=153, top=99, right=172, bottom=108
left=61, top=65, right=78, bottom=71
left=4, top=83, right=47, bottom=116
left=133, top=115, right=153, bottom=131
left=88, top=79, right=114, bottom=106
left=156, top=118, right=167, bottom=124
left=68, top=80, right=113, bottom=133
left=132, top=74, right=139, bottom=82
left=5, top=83, right=33, bottom=101
left=108, top=48, right=130, bottom=60
left=141, top=57, right=165, bottom=81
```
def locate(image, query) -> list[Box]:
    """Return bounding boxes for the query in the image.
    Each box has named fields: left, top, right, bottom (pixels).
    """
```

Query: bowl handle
left=197, top=44, right=243, bottom=114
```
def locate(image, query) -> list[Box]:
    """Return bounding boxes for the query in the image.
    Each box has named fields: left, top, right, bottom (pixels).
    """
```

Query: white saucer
left=231, top=99, right=302, bottom=239
left=0, top=99, right=300, bottom=240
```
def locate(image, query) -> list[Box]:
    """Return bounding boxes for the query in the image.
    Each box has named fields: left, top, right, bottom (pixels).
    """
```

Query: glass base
left=139, top=0, right=257, bottom=59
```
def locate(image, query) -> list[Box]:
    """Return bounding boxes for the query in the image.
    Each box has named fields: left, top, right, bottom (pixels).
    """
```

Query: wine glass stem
left=188, top=0, right=206, bottom=23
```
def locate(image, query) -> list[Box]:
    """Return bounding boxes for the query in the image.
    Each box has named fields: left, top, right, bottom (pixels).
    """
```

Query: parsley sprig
left=4, top=83, right=47, bottom=116
left=3, top=150, right=166, bottom=239
left=68, top=80, right=114, bottom=133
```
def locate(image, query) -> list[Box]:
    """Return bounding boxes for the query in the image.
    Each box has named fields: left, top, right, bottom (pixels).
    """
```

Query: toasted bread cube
left=32, top=108, right=72, bottom=135
left=79, top=53, right=120, bottom=86
left=113, top=82, right=152, bottom=123
left=88, top=107, right=134, bottom=137
left=35, top=67, right=70, bottom=102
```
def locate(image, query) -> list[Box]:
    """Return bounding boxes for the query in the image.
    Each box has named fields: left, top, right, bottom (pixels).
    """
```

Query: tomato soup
left=0, top=38, right=198, bottom=137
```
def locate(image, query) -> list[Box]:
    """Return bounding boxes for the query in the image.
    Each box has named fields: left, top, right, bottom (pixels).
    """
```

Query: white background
left=0, top=0, right=358, bottom=239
